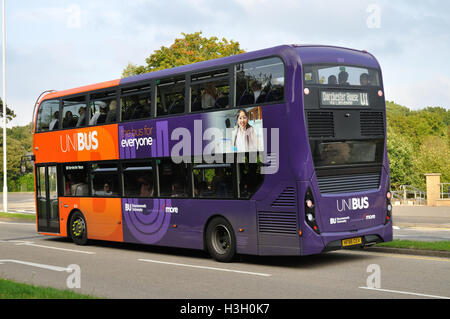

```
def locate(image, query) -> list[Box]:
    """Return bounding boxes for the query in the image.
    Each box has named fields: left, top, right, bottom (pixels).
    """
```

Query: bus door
left=36, top=165, right=60, bottom=233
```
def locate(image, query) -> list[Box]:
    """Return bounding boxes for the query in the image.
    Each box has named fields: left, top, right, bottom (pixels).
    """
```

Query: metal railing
left=441, top=183, right=450, bottom=199
left=391, top=185, right=427, bottom=205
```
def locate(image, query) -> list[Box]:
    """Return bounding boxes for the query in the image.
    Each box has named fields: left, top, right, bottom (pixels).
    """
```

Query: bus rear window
left=311, top=140, right=383, bottom=167
left=304, top=64, right=380, bottom=87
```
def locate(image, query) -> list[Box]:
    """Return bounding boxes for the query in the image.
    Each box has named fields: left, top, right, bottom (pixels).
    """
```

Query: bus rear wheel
left=206, top=217, right=236, bottom=262
left=69, top=212, right=88, bottom=245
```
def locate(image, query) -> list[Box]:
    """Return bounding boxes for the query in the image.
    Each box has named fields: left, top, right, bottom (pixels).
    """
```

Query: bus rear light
left=378, top=90, right=383, bottom=97
left=304, top=88, right=310, bottom=95
left=385, top=189, right=392, bottom=225
left=305, top=189, right=320, bottom=234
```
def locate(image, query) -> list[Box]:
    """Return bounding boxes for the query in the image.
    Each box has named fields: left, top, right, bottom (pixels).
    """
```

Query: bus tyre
left=69, top=212, right=88, bottom=245
left=206, top=217, right=236, bottom=263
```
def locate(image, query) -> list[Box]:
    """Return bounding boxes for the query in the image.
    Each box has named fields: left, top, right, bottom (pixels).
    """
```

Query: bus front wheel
left=69, top=211, right=88, bottom=245
left=205, top=217, right=236, bottom=262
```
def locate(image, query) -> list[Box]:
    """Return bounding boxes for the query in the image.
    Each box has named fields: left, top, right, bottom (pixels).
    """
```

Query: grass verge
left=376, top=240, right=450, bottom=252
left=0, top=278, right=97, bottom=299
left=0, top=212, right=35, bottom=220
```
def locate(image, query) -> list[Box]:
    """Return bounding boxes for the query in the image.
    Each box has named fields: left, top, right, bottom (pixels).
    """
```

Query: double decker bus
left=32, top=44, right=392, bottom=262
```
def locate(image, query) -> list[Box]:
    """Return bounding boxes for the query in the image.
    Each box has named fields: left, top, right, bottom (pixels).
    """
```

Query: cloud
left=4, top=0, right=450, bottom=127
left=386, top=75, right=450, bottom=110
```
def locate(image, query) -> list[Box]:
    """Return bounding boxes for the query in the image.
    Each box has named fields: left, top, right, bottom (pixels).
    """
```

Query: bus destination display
left=320, top=91, right=369, bottom=106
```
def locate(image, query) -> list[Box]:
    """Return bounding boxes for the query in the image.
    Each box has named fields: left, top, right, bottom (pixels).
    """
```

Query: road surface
left=0, top=220, right=449, bottom=299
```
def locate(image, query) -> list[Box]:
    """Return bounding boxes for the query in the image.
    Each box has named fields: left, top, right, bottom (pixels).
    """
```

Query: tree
left=386, top=125, right=415, bottom=189
left=386, top=102, right=449, bottom=190
left=122, top=31, right=245, bottom=77
left=0, top=98, right=16, bottom=122
left=0, top=123, right=34, bottom=191
left=411, top=136, right=450, bottom=190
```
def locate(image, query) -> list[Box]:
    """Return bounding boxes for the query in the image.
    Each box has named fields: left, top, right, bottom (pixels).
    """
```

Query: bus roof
left=39, top=44, right=379, bottom=101
left=40, top=79, right=120, bottom=102
left=294, top=44, right=380, bottom=69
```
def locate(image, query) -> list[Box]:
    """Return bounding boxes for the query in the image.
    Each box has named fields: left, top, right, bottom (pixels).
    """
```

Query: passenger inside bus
left=105, top=100, right=117, bottom=123
left=202, top=83, right=217, bottom=110
left=76, top=107, right=86, bottom=127
left=360, top=73, right=369, bottom=86
left=63, top=111, right=77, bottom=128
left=338, top=71, right=350, bottom=85
left=49, top=111, right=59, bottom=130
left=328, top=75, right=337, bottom=85
left=171, top=181, right=186, bottom=197
left=138, top=175, right=154, bottom=197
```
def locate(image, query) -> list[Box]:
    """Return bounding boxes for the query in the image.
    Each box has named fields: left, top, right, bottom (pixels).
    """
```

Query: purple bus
left=32, top=45, right=392, bottom=262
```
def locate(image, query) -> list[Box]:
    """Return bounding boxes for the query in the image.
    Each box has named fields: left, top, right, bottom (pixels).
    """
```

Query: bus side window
left=36, top=100, right=60, bottom=132
left=63, top=164, right=89, bottom=196
left=123, top=162, right=154, bottom=197
left=62, top=96, right=87, bottom=129
left=190, top=68, right=230, bottom=113
left=157, top=159, right=189, bottom=198
left=156, top=77, right=185, bottom=117
left=236, top=57, right=285, bottom=107
left=121, top=85, right=152, bottom=121
left=91, top=163, right=120, bottom=197
left=193, top=164, right=233, bottom=198
left=89, top=91, right=118, bottom=125
left=238, top=153, right=264, bottom=199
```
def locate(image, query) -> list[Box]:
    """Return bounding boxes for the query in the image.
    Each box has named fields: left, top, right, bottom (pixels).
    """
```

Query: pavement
left=391, top=205, right=450, bottom=229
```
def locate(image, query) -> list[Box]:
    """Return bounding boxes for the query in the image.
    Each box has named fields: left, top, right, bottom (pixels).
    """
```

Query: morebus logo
left=162, top=204, right=179, bottom=214
left=60, top=131, right=99, bottom=153
left=337, top=197, right=369, bottom=212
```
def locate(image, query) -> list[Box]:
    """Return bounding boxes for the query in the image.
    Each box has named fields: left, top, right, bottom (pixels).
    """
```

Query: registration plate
left=342, top=237, right=362, bottom=247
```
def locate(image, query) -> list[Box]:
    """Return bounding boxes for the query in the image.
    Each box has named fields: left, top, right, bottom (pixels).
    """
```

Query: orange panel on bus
left=40, top=79, right=120, bottom=101
left=34, top=124, right=119, bottom=163
left=59, top=197, right=123, bottom=242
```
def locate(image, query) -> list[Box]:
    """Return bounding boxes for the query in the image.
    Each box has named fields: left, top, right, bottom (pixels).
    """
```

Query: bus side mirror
left=20, top=154, right=35, bottom=174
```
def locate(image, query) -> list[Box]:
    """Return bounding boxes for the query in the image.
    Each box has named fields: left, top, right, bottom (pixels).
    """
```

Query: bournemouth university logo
left=60, top=130, right=99, bottom=152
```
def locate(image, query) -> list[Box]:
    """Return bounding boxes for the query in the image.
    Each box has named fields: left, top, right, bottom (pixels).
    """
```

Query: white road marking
left=138, top=258, right=272, bottom=277
left=359, top=286, right=450, bottom=299
left=340, top=250, right=450, bottom=263
left=0, top=240, right=95, bottom=255
left=0, top=221, right=34, bottom=226
left=393, top=226, right=400, bottom=230
left=0, top=259, right=70, bottom=272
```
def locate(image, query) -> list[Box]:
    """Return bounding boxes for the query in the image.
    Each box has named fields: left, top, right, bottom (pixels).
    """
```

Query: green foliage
left=0, top=123, right=34, bottom=191
left=122, top=31, right=245, bottom=77
left=0, top=98, right=16, bottom=122
left=0, top=278, right=96, bottom=299
left=386, top=101, right=449, bottom=190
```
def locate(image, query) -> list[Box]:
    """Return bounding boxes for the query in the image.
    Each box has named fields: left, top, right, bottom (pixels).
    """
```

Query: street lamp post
left=2, top=0, right=7, bottom=212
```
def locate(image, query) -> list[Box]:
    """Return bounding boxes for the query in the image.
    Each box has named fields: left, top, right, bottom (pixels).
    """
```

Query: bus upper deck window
left=36, top=100, right=60, bottom=132
left=236, top=57, right=284, bottom=107
left=62, top=96, right=87, bottom=129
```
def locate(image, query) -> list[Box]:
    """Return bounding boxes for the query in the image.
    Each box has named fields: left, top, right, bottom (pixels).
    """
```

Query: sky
left=2, top=0, right=449, bottom=126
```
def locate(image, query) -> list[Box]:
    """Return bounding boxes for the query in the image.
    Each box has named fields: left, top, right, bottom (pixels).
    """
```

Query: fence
left=391, top=185, right=427, bottom=206
left=441, top=183, right=450, bottom=199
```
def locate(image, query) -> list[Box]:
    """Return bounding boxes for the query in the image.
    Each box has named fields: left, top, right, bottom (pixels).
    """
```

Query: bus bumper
left=301, top=221, right=393, bottom=256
